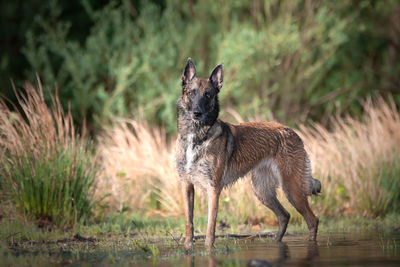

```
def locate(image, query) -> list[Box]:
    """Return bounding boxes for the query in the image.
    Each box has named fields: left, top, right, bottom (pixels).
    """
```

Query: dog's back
left=222, top=121, right=320, bottom=196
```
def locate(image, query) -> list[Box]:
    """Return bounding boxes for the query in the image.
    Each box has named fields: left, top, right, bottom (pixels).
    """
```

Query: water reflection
left=306, top=241, right=319, bottom=261
left=256, top=241, right=319, bottom=267
left=186, top=255, right=221, bottom=267
left=276, top=242, right=289, bottom=264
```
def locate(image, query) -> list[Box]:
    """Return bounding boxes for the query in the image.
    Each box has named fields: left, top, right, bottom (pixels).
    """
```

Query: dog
left=175, top=58, right=321, bottom=250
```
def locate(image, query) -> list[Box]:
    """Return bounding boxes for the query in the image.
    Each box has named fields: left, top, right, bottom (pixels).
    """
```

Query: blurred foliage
left=1, top=0, right=400, bottom=133
left=0, top=0, right=110, bottom=106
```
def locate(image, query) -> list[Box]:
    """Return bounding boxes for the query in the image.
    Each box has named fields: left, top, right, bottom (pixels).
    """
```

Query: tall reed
left=299, top=97, right=400, bottom=216
left=0, top=79, right=96, bottom=228
left=96, top=120, right=184, bottom=215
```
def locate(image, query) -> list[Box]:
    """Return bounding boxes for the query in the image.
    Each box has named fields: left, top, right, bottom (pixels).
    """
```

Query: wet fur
left=176, top=58, right=320, bottom=250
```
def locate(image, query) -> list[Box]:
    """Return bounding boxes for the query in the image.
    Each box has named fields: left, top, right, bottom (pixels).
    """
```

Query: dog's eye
left=205, top=92, right=211, bottom=99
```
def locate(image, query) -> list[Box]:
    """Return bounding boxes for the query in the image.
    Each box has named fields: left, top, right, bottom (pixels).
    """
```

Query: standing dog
left=176, top=58, right=321, bottom=250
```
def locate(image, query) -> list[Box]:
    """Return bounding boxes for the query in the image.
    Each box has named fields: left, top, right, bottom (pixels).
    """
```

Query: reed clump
left=299, top=97, right=400, bottom=216
left=0, top=79, right=96, bottom=228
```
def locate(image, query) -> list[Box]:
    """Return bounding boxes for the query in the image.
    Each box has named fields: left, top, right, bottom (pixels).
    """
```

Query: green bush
left=0, top=81, right=96, bottom=228
left=20, top=0, right=400, bottom=133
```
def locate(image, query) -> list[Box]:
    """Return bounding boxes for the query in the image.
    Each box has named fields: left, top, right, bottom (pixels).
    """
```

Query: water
left=151, top=232, right=400, bottom=267
left=3, top=232, right=400, bottom=266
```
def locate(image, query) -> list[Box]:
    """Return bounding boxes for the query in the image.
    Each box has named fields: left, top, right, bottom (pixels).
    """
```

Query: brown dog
left=175, top=58, right=321, bottom=250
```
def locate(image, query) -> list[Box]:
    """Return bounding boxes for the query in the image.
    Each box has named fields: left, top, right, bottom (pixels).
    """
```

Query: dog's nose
left=193, top=111, right=202, bottom=118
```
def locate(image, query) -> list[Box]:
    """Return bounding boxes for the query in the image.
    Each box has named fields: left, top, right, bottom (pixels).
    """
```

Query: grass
left=300, top=97, right=400, bottom=216
left=0, top=79, right=97, bottom=228
left=2, top=211, right=399, bottom=246
left=95, top=96, right=400, bottom=221
left=0, top=218, right=69, bottom=244
left=380, top=238, right=399, bottom=253
left=96, top=119, right=182, bottom=214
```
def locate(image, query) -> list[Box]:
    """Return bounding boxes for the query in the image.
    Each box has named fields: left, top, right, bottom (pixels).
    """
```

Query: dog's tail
left=310, top=177, right=321, bottom=195
left=305, top=154, right=321, bottom=196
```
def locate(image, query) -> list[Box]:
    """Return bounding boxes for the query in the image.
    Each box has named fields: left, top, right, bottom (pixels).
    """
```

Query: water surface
left=151, top=232, right=400, bottom=267
left=3, top=232, right=400, bottom=266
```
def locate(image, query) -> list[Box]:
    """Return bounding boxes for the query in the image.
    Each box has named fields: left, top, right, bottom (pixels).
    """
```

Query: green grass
left=2, top=212, right=399, bottom=245
left=4, top=147, right=96, bottom=229
left=0, top=218, right=69, bottom=244
left=287, top=213, right=400, bottom=235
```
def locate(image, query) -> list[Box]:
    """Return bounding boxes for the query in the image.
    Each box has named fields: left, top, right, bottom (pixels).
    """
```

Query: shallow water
left=150, top=232, right=400, bottom=267
left=3, top=232, right=400, bottom=266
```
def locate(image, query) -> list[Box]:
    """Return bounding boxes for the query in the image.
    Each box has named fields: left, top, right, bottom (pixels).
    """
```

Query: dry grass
left=299, top=97, right=400, bottom=216
left=96, top=97, right=400, bottom=220
left=96, top=120, right=184, bottom=215
left=0, top=79, right=75, bottom=166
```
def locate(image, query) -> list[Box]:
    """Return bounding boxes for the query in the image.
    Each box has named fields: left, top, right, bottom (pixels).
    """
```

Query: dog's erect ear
left=209, top=63, right=224, bottom=91
left=182, top=58, right=197, bottom=86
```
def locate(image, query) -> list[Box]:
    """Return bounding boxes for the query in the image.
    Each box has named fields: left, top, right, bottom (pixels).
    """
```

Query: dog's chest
left=184, top=134, right=209, bottom=173
left=176, top=134, right=213, bottom=188
left=185, top=134, right=197, bottom=173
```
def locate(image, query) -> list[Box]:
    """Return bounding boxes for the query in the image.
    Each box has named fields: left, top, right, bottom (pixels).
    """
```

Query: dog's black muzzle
left=193, top=111, right=202, bottom=119
left=191, top=107, right=207, bottom=122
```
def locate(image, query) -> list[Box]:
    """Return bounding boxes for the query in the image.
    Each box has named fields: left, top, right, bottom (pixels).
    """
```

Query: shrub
left=21, top=0, right=400, bottom=133
left=0, top=79, right=96, bottom=228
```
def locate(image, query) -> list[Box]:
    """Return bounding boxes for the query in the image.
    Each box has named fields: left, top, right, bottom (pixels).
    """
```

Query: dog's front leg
left=205, top=188, right=221, bottom=250
left=183, top=181, right=195, bottom=250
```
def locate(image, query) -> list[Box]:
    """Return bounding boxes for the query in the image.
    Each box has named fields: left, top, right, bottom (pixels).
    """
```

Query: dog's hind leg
left=281, top=172, right=319, bottom=241
left=260, top=194, right=290, bottom=242
left=284, top=184, right=319, bottom=241
left=251, top=160, right=290, bottom=241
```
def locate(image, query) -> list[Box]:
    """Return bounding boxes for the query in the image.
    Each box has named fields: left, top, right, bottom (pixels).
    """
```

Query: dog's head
left=181, top=58, right=223, bottom=124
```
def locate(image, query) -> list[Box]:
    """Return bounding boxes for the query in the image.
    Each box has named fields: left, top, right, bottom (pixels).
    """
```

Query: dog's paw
left=205, top=238, right=215, bottom=251
left=184, top=239, right=193, bottom=251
